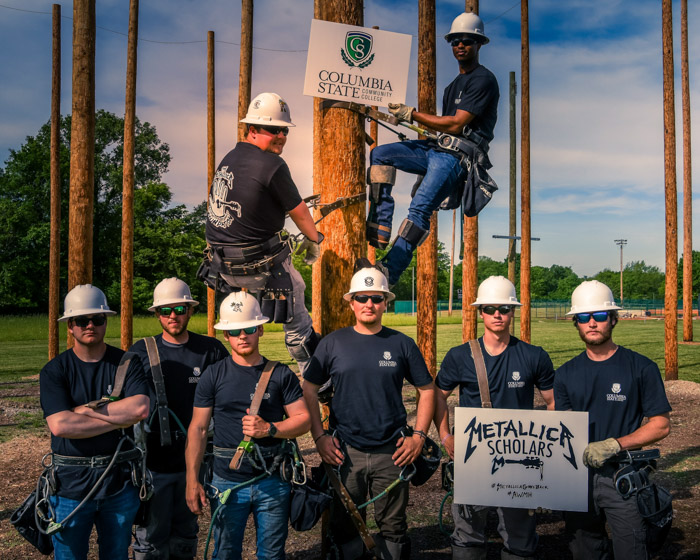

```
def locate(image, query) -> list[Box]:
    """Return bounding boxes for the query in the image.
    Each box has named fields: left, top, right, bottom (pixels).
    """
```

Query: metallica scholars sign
left=304, top=19, right=411, bottom=106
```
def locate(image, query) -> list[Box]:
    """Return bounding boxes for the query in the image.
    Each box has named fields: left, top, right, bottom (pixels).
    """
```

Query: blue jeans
left=370, top=140, right=464, bottom=284
left=49, top=484, right=140, bottom=560
left=210, top=473, right=291, bottom=560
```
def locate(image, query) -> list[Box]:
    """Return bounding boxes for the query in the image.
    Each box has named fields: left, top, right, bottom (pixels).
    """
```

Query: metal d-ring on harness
left=438, top=461, right=455, bottom=536
left=201, top=439, right=302, bottom=560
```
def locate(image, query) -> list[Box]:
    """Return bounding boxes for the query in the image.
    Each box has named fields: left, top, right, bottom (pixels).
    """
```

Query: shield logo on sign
left=342, top=31, right=374, bottom=67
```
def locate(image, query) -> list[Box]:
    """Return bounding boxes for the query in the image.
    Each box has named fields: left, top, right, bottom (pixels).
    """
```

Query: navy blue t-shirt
left=40, top=345, right=149, bottom=500
left=205, top=142, right=303, bottom=245
left=554, top=346, right=671, bottom=443
left=194, top=357, right=303, bottom=482
left=304, top=327, right=433, bottom=450
left=436, top=336, right=554, bottom=409
left=130, top=332, right=228, bottom=473
left=442, top=64, right=499, bottom=143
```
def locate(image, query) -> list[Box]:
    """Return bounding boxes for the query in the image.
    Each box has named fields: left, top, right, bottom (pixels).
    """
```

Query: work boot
left=501, top=549, right=535, bottom=560
left=373, top=535, right=410, bottom=560
left=452, top=545, right=487, bottom=560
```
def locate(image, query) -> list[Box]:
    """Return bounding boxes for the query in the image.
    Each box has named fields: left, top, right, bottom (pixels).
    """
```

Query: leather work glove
left=388, top=103, right=415, bottom=123
left=582, top=438, right=621, bottom=468
left=296, top=233, right=324, bottom=265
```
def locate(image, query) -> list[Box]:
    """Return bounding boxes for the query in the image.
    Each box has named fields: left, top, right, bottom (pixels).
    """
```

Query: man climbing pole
left=130, top=278, right=228, bottom=560
left=200, top=92, right=322, bottom=372
left=367, top=12, right=499, bottom=286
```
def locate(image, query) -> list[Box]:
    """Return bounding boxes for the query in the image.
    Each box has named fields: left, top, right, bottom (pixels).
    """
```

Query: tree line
left=1, top=112, right=697, bottom=314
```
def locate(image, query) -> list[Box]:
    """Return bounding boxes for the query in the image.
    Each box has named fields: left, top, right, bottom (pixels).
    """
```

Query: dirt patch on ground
left=1, top=380, right=698, bottom=559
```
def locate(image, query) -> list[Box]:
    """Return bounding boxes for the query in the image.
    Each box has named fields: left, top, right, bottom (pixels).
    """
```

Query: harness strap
left=469, top=339, right=492, bottom=408
left=219, top=243, right=291, bottom=276
left=323, top=463, right=376, bottom=551
left=85, top=351, right=137, bottom=409
left=211, top=231, right=289, bottom=262
left=230, top=360, right=278, bottom=470
left=144, top=336, right=172, bottom=447
left=52, top=447, right=142, bottom=468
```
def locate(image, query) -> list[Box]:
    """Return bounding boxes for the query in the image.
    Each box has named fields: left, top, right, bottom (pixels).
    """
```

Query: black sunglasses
left=450, top=37, right=478, bottom=47
left=227, top=326, right=258, bottom=337
left=73, top=314, right=107, bottom=328
left=157, top=305, right=189, bottom=316
left=574, top=311, right=610, bottom=324
left=258, top=125, right=289, bottom=137
left=481, top=305, right=514, bottom=315
left=353, top=294, right=386, bottom=304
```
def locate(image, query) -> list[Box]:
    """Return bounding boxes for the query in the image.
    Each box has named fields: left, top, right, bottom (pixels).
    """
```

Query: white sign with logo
left=304, top=19, right=412, bottom=106
left=454, top=408, right=589, bottom=512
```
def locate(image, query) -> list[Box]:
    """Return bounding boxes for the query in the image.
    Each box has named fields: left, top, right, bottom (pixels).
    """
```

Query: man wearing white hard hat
left=39, top=285, right=150, bottom=558
left=130, top=278, right=228, bottom=560
left=303, top=262, right=435, bottom=560
left=201, top=91, right=322, bottom=374
left=554, top=280, right=671, bottom=559
left=434, top=276, right=554, bottom=560
left=366, top=12, right=499, bottom=286
left=185, top=291, right=310, bottom=559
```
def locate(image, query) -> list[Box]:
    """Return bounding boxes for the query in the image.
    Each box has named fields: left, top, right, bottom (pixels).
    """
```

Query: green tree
left=0, top=110, right=206, bottom=313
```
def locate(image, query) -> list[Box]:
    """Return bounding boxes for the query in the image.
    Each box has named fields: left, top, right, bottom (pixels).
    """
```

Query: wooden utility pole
left=520, top=0, right=532, bottom=343
left=367, top=25, right=380, bottom=265
left=662, top=0, right=678, bottom=379
left=67, top=0, right=96, bottom=347
left=314, top=0, right=365, bottom=335
left=49, top=4, right=61, bottom=359
left=462, top=0, right=479, bottom=342
left=448, top=209, right=456, bottom=316
left=417, top=0, right=438, bottom=376
left=237, top=0, right=253, bottom=143
left=207, top=31, right=216, bottom=336
left=681, top=0, right=693, bottom=342
left=120, top=0, right=139, bottom=350
left=508, top=71, right=517, bottom=335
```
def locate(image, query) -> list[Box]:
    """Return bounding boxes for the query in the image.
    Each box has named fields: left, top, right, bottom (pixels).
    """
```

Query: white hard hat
left=240, top=92, right=296, bottom=127
left=445, top=12, right=489, bottom=44
left=58, top=284, right=116, bottom=322
left=567, top=280, right=622, bottom=315
left=343, top=267, right=395, bottom=303
left=148, top=278, right=198, bottom=312
left=214, top=291, right=269, bottom=330
left=471, top=276, right=521, bottom=307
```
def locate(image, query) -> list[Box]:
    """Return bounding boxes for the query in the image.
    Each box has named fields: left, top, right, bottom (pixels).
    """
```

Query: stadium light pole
left=615, top=239, right=627, bottom=306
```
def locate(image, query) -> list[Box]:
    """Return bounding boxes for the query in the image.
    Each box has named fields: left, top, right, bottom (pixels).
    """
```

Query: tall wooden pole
left=448, top=209, right=455, bottom=316
left=237, top=0, right=253, bottom=143
left=49, top=4, right=61, bottom=359
left=67, top=0, right=96, bottom=348
left=681, top=0, right=693, bottom=342
left=662, top=0, right=678, bottom=379
left=519, top=0, right=532, bottom=343
left=508, top=71, right=517, bottom=335
left=367, top=25, right=380, bottom=265
left=462, top=0, right=479, bottom=342
left=120, top=0, right=139, bottom=350
left=207, top=31, right=216, bottom=337
left=312, top=0, right=324, bottom=334
left=417, top=0, right=437, bottom=376
left=315, top=0, right=365, bottom=336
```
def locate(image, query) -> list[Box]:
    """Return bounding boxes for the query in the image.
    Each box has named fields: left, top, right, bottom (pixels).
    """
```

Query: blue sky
left=1, top=0, right=698, bottom=278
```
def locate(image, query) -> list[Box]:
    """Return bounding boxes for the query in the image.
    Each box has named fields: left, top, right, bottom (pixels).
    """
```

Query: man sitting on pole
left=303, top=261, right=435, bottom=560
left=434, top=276, right=554, bottom=560
left=130, top=278, right=228, bottom=560
left=201, top=91, right=322, bottom=372
left=186, top=291, right=310, bottom=559
left=367, top=12, right=499, bottom=286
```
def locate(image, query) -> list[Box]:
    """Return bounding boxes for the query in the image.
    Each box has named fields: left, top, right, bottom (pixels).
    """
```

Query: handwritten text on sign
left=454, top=408, right=589, bottom=512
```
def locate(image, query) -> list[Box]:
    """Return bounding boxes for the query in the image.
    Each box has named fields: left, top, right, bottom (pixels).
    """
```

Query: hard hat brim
left=58, top=309, right=117, bottom=322
left=343, top=290, right=395, bottom=303
left=213, top=316, right=270, bottom=330
left=239, top=117, right=296, bottom=127
left=566, top=304, right=623, bottom=316
left=444, top=32, right=489, bottom=45
left=470, top=300, right=522, bottom=307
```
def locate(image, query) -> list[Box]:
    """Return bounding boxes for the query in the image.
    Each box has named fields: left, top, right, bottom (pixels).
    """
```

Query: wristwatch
left=267, top=422, right=278, bottom=438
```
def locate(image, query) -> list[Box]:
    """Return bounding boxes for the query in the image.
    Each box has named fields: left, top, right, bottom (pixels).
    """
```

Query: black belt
left=52, top=448, right=142, bottom=468
left=211, top=231, right=289, bottom=263
left=212, top=444, right=282, bottom=460
left=221, top=243, right=291, bottom=276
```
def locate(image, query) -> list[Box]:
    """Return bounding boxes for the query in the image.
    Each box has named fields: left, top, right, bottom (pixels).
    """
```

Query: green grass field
left=1, top=313, right=698, bottom=383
